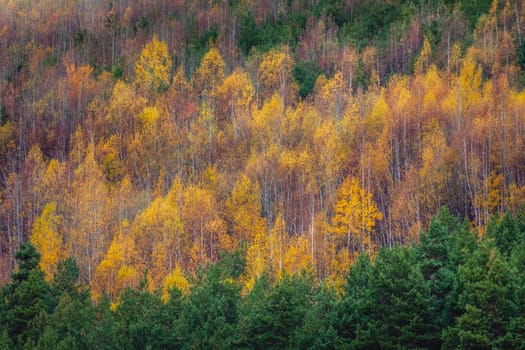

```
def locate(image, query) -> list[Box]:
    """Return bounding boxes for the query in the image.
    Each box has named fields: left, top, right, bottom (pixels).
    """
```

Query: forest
left=2, top=208, right=525, bottom=349
left=1, top=0, right=525, bottom=347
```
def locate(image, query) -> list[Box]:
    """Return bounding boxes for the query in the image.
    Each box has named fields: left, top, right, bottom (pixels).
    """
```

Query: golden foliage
left=4, top=5, right=525, bottom=293
left=93, top=221, right=138, bottom=299
left=193, top=47, right=225, bottom=100
left=245, top=229, right=269, bottom=284
left=30, top=202, right=63, bottom=281
left=414, top=38, right=432, bottom=75
left=129, top=179, right=185, bottom=289
left=282, top=235, right=312, bottom=276
left=162, top=266, right=190, bottom=303
left=258, top=47, right=297, bottom=104
left=331, top=177, right=382, bottom=255
left=69, top=147, right=112, bottom=285
left=227, top=174, right=266, bottom=243
left=135, top=36, right=172, bottom=94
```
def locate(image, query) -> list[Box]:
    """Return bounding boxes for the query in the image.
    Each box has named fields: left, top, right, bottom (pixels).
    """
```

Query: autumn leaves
left=6, top=14, right=519, bottom=298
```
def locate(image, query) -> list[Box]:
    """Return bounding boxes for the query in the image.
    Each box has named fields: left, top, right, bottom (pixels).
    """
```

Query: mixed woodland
left=1, top=0, right=525, bottom=347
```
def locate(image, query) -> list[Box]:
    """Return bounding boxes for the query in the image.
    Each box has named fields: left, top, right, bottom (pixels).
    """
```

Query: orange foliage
left=3, top=2, right=525, bottom=292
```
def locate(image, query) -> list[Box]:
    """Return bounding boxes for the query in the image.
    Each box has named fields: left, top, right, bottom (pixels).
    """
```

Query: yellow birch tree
left=30, top=202, right=64, bottom=281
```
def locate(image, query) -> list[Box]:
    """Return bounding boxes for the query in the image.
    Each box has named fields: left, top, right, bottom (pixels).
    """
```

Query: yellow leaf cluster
left=30, top=202, right=63, bottom=281
left=134, top=36, right=172, bottom=94
left=258, top=47, right=296, bottom=102
left=414, top=38, right=432, bottom=75
left=331, top=177, right=382, bottom=254
left=194, top=47, right=225, bottom=99
left=283, top=235, right=312, bottom=276
left=162, top=266, right=190, bottom=303
left=228, top=174, right=266, bottom=243
left=94, top=222, right=138, bottom=299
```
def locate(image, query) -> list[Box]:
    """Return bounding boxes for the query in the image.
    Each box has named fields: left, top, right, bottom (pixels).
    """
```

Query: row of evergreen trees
left=1, top=208, right=525, bottom=349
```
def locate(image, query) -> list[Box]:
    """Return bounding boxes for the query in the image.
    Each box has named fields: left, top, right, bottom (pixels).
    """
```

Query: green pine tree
left=0, top=243, right=56, bottom=349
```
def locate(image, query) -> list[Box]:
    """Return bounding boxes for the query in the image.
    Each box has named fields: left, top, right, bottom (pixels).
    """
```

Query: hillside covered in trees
left=1, top=0, right=525, bottom=346
left=2, top=209, right=525, bottom=349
